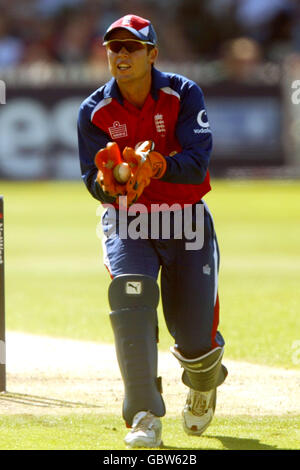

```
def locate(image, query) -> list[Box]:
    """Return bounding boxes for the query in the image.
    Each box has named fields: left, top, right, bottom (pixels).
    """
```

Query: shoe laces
left=133, top=411, right=157, bottom=433
left=187, top=390, right=211, bottom=416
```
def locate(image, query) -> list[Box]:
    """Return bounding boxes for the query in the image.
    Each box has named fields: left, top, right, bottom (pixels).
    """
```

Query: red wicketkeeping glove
left=122, top=141, right=167, bottom=206
left=94, top=142, right=127, bottom=199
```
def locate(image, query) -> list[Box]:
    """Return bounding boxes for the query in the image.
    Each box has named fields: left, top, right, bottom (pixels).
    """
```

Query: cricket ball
left=113, top=162, right=131, bottom=183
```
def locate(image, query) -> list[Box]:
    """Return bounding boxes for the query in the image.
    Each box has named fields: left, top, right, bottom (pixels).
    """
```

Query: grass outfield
left=0, top=414, right=299, bottom=450
left=0, top=179, right=299, bottom=451
left=1, top=180, right=299, bottom=368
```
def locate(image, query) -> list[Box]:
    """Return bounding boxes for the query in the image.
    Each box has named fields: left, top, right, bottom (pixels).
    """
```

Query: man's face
left=105, top=29, right=158, bottom=84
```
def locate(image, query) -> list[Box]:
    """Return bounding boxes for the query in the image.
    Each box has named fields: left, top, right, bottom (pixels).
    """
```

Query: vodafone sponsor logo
left=194, top=109, right=211, bottom=134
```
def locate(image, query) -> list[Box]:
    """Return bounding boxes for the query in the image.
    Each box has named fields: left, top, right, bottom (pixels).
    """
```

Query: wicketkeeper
left=78, top=14, right=227, bottom=448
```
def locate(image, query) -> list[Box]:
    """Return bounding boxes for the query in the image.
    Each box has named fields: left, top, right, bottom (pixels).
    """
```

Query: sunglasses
left=103, top=39, right=153, bottom=53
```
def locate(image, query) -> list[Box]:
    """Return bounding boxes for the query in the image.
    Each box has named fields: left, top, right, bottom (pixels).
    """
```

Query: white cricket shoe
left=182, top=388, right=216, bottom=436
left=124, top=411, right=162, bottom=448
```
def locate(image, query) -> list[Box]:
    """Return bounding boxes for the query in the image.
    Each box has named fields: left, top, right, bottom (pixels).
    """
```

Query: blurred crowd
left=0, top=0, right=300, bottom=80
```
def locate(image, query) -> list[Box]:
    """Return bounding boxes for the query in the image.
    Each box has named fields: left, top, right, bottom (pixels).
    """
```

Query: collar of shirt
left=102, top=67, right=170, bottom=104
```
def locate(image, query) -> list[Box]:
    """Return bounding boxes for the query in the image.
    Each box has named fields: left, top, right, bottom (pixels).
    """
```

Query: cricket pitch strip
left=0, top=332, right=299, bottom=417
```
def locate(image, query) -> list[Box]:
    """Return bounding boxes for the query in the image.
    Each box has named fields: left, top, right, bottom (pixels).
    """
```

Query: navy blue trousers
left=102, top=201, right=225, bottom=358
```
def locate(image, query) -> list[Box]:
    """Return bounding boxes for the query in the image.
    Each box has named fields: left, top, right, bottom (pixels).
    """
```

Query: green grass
left=0, top=414, right=299, bottom=450
left=0, top=180, right=299, bottom=452
left=1, top=180, right=300, bottom=368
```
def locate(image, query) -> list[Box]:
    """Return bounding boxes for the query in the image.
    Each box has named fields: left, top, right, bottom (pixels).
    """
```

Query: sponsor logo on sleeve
left=194, top=109, right=211, bottom=134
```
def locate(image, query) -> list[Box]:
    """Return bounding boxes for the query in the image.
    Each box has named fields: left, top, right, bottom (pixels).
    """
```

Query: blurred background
left=1, top=0, right=300, bottom=179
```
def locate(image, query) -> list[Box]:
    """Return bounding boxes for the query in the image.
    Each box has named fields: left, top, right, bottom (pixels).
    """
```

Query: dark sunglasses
left=103, top=39, right=153, bottom=53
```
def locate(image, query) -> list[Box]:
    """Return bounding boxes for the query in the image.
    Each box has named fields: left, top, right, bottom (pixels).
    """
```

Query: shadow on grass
left=0, top=391, right=102, bottom=409
left=208, top=434, right=277, bottom=450
left=162, top=435, right=277, bottom=451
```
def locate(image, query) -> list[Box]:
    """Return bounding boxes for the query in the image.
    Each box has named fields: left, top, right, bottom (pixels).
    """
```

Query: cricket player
left=78, top=14, right=227, bottom=448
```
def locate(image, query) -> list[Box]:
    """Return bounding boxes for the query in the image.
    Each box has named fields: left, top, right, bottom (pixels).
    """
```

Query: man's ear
left=149, top=47, right=158, bottom=65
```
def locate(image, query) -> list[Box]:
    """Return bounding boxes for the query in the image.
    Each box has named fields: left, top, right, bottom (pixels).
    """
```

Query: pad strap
left=171, top=346, right=228, bottom=392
